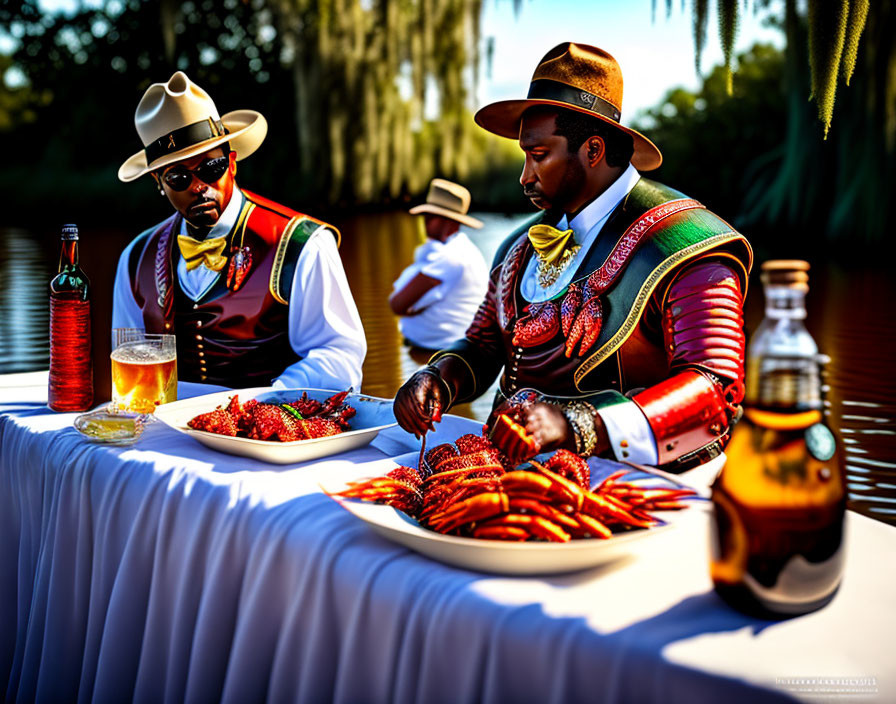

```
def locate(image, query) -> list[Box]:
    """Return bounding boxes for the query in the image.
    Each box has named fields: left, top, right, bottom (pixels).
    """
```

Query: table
left=2, top=372, right=894, bottom=703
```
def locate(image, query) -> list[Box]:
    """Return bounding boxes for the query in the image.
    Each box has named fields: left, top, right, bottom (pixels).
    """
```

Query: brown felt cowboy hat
left=474, top=42, right=662, bottom=171
left=118, top=71, right=267, bottom=182
left=409, top=178, right=484, bottom=229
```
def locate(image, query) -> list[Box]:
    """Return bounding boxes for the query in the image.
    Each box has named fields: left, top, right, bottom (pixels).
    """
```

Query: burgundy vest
left=130, top=190, right=335, bottom=387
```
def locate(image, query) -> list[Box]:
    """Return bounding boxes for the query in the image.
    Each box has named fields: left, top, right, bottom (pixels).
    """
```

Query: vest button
left=195, top=334, right=202, bottom=341
left=201, top=375, right=207, bottom=381
left=196, top=321, right=202, bottom=327
left=197, top=344, right=204, bottom=349
left=164, top=323, right=171, bottom=330
left=193, top=304, right=199, bottom=309
left=198, top=352, right=204, bottom=358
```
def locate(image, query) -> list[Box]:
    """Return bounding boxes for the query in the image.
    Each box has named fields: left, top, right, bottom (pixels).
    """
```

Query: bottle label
left=805, top=423, right=836, bottom=462
left=49, top=297, right=93, bottom=411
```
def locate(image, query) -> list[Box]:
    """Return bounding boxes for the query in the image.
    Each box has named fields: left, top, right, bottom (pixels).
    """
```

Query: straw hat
left=474, top=42, right=662, bottom=171
left=409, top=179, right=483, bottom=229
left=118, top=71, right=268, bottom=182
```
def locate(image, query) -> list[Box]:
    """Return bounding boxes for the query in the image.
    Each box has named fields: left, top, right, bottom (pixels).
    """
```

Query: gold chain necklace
left=536, top=244, right=581, bottom=288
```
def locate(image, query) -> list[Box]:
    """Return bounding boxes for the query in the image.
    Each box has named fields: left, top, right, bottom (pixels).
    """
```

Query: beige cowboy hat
left=474, top=42, right=662, bottom=171
left=409, top=178, right=484, bottom=229
left=118, top=71, right=267, bottom=182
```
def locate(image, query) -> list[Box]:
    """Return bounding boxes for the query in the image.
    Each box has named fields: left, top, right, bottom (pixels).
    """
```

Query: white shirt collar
left=520, top=164, right=640, bottom=302
left=556, top=163, right=641, bottom=240
left=178, top=188, right=245, bottom=239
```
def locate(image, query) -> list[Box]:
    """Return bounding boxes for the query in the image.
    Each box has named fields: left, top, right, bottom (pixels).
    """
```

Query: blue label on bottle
left=805, top=423, right=836, bottom=462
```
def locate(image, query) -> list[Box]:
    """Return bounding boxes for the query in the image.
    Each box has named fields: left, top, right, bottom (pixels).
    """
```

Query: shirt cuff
left=596, top=399, right=658, bottom=465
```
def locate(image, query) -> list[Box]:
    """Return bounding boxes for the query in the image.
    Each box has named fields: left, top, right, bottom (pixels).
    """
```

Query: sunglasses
left=161, top=155, right=230, bottom=192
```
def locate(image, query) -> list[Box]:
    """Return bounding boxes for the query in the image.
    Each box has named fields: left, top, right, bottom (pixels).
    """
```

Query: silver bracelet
left=562, top=401, right=599, bottom=457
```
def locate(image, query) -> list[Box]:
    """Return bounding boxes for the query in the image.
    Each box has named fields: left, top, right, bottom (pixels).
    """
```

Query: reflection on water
left=804, top=266, right=896, bottom=525
left=0, top=228, right=51, bottom=372
left=2, top=219, right=895, bottom=525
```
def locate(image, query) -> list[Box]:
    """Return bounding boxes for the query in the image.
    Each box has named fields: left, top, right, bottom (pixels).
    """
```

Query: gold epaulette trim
left=574, top=232, right=750, bottom=391
left=233, top=201, right=255, bottom=249
left=300, top=216, right=342, bottom=248
left=269, top=216, right=303, bottom=305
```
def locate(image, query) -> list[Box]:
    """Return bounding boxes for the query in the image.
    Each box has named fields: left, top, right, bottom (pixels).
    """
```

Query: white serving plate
left=332, top=496, right=674, bottom=575
left=154, top=387, right=397, bottom=464
left=326, top=455, right=701, bottom=575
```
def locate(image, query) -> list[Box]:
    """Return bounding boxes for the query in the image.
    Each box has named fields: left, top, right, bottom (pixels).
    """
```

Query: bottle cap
left=61, top=224, right=80, bottom=241
left=761, top=259, right=809, bottom=292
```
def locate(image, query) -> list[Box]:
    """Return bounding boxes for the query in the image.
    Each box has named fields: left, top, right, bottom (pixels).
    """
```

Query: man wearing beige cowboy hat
left=395, top=42, right=752, bottom=472
left=389, top=178, right=489, bottom=353
left=112, top=71, right=365, bottom=390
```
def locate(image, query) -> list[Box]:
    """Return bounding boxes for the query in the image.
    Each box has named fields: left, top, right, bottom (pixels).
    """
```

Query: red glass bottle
left=48, top=223, right=93, bottom=411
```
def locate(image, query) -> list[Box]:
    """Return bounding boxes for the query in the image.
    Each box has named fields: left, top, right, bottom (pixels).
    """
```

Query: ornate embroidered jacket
left=431, top=178, right=753, bottom=469
left=128, top=190, right=339, bottom=387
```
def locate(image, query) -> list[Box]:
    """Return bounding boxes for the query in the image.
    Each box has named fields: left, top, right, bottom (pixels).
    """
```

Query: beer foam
left=111, top=342, right=174, bottom=363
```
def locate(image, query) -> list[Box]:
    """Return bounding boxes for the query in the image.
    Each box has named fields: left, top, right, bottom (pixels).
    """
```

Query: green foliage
left=635, top=43, right=787, bottom=222
left=0, top=0, right=521, bottom=223
left=0, top=55, right=46, bottom=131
left=642, top=0, right=895, bottom=250
left=684, top=0, right=869, bottom=136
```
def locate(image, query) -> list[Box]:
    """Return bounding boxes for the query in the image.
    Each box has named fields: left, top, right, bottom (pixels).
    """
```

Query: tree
left=0, top=0, right=517, bottom=218
left=652, top=0, right=895, bottom=245
left=668, top=0, right=870, bottom=137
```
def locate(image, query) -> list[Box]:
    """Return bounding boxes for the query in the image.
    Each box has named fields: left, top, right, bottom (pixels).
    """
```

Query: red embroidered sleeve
left=632, top=259, right=746, bottom=465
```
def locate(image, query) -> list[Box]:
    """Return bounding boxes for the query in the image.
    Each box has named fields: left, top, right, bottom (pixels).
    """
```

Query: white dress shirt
left=518, top=164, right=659, bottom=466
left=393, top=230, right=489, bottom=349
left=112, top=189, right=365, bottom=391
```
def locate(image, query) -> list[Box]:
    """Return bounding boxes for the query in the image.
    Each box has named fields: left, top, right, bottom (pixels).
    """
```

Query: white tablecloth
left=2, top=372, right=894, bottom=703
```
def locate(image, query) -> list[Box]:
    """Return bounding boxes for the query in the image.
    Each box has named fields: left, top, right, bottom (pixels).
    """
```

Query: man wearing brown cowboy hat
left=389, top=178, right=489, bottom=353
left=113, top=72, right=365, bottom=390
left=394, top=42, right=752, bottom=472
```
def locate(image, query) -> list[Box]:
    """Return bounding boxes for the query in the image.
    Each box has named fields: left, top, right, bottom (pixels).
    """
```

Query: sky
left=478, top=0, right=784, bottom=120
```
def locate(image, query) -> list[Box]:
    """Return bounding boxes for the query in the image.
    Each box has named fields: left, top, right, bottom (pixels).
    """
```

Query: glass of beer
left=110, top=328, right=177, bottom=414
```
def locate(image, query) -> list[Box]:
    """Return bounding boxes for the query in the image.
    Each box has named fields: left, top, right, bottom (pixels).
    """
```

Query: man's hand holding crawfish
left=393, top=366, right=452, bottom=439
left=486, top=394, right=610, bottom=463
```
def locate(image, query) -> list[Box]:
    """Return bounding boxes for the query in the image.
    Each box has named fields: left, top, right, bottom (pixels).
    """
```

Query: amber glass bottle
left=710, top=260, right=846, bottom=617
left=48, top=223, right=94, bottom=411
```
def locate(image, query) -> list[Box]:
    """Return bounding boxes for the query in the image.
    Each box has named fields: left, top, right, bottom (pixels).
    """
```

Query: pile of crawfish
left=188, top=390, right=356, bottom=442
left=333, top=431, right=696, bottom=542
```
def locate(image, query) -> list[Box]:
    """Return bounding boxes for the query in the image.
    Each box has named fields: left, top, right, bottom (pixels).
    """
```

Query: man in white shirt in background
left=113, top=71, right=365, bottom=391
left=389, top=179, right=488, bottom=355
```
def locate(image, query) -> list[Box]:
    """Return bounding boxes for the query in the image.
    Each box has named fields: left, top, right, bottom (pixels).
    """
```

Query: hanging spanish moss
left=841, top=0, right=869, bottom=85
left=679, top=1, right=869, bottom=137
left=733, top=0, right=895, bottom=244
left=718, top=0, right=739, bottom=94
left=807, top=0, right=849, bottom=138
left=269, top=0, right=483, bottom=204
left=693, top=0, right=710, bottom=75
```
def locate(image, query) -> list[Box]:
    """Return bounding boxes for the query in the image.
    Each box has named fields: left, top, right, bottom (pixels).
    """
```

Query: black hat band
left=527, top=79, right=621, bottom=123
left=144, top=117, right=227, bottom=166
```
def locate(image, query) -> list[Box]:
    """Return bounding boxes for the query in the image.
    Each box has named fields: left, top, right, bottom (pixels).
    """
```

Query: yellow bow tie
left=527, top=224, right=576, bottom=265
left=177, top=234, right=228, bottom=272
